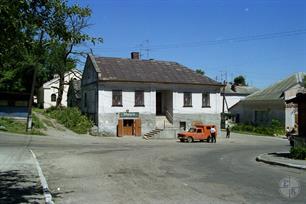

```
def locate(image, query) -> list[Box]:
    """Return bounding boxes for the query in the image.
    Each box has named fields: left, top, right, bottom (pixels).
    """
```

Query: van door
left=196, top=128, right=203, bottom=140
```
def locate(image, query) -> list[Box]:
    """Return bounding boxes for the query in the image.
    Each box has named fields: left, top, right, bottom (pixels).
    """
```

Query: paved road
left=0, top=131, right=305, bottom=204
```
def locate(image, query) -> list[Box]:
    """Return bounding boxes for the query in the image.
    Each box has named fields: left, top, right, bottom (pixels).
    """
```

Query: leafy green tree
left=233, top=75, right=247, bottom=86
left=46, top=0, right=102, bottom=107
left=0, top=0, right=47, bottom=92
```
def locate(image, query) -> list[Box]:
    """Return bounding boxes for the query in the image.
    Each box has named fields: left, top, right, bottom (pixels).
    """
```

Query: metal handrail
left=165, top=110, right=173, bottom=124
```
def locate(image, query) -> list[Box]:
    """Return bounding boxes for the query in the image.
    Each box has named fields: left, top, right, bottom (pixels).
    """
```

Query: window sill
left=202, top=106, right=211, bottom=108
left=112, top=105, right=123, bottom=107
left=183, top=105, right=193, bottom=107
left=134, top=105, right=145, bottom=107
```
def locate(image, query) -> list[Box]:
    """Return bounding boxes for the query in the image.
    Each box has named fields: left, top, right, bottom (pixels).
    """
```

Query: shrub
left=290, top=147, right=306, bottom=160
left=45, top=107, right=93, bottom=134
left=231, top=120, right=285, bottom=136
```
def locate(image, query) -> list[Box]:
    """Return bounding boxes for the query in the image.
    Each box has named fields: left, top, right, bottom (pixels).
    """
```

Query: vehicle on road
left=177, top=124, right=217, bottom=143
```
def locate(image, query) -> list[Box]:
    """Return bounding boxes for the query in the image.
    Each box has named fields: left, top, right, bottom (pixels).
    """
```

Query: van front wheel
left=187, top=137, right=193, bottom=143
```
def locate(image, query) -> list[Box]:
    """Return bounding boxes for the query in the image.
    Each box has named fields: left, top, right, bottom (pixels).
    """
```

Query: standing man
left=226, top=125, right=231, bottom=138
left=210, top=126, right=216, bottom=143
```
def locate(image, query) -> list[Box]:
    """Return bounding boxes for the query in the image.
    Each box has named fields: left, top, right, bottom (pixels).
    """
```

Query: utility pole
left=26, top=67, right=37, bottom=131
left=26, top=31, right=44, bottom=132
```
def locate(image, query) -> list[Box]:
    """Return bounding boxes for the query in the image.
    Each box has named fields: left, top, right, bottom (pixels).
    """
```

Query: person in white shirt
left=210, top=126, right=216, bottom=143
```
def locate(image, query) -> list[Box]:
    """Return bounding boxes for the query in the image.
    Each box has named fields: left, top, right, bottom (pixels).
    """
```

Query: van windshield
left=188, top=128, right=196, bottom=132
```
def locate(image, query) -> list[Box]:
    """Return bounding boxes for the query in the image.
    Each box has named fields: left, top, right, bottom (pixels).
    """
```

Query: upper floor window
left=112, top=90, right=122, bottom=106
left=183, top=92, right=192, bottom=107
left=51, top=94, right=57, bottom=102
left=135, top=91, right=144, bottom=106
left=202, top=93, right=210, bottom=107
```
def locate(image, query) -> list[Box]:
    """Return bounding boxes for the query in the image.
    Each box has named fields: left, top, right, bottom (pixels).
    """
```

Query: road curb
left=30, top=149, right=55, bottom=204
left=256, top=153, right=306, bottom=170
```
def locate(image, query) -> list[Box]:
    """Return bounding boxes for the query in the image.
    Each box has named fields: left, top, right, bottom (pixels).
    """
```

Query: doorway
left=117, top=118, right=142, bottom=136
left=156, top=92, right=162, bottom=115
left=123, top=119, right=134, bottom=135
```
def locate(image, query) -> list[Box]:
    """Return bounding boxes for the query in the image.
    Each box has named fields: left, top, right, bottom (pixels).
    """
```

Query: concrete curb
left=256, top=153, right=306, bottom=170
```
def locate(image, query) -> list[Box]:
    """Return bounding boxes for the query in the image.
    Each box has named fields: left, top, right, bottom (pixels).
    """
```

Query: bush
left=45, top=107, right=93, bottom=134
left=290, top=147, right=306, bottom=160
left=231, top=120, right=285, bottom=136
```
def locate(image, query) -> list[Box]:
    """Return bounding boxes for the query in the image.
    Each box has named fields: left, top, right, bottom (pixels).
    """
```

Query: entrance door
left=156, top=92, right=162, bottom=115
left=123, top=119, right=134, bottom=135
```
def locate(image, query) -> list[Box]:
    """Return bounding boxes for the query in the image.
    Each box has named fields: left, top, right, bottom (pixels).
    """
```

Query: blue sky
left=73, top=0, right=306, bottom=88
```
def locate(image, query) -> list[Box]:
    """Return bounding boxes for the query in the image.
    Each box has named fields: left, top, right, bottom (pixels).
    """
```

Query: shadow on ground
left=0, top=170, right=43, bottom=204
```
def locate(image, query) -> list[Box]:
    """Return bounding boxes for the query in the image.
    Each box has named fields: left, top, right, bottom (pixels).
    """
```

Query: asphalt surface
left=0, top=131, right=305, bottom=204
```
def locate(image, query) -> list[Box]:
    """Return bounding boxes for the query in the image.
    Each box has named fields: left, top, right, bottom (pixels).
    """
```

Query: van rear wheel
left=187, top=137, right=193, bottom=143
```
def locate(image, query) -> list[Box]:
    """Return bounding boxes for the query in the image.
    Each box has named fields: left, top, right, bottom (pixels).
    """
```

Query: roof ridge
left=94, top=55, right=181, bottom=65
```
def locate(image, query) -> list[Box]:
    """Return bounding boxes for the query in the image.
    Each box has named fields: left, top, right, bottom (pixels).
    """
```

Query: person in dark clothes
left=226, top=125, right=230, bottom=138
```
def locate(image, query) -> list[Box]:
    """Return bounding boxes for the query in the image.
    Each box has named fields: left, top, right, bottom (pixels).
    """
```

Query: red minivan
left=177, top=124, right=217, bottom=143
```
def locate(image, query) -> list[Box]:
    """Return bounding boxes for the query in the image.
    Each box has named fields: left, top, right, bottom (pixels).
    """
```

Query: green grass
left=44, top=107, right=93, bottom=134
left=231, top=120, right=285, bottom=136
left=32, top=114, right=46, bottom=129
left=0, top=117, right=45, bottom=135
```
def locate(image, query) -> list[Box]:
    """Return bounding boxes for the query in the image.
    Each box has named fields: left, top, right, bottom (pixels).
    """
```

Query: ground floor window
left=51, top=93, right=56, bottom=102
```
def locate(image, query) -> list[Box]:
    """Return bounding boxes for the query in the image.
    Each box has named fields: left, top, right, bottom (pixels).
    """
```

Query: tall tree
left=0, top=0, right=49, bottom=92
left=46, top=0, right=102, bottom=107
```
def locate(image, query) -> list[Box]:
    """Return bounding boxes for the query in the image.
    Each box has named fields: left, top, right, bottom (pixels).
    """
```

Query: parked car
left=177, top=124, right=217, bottom=143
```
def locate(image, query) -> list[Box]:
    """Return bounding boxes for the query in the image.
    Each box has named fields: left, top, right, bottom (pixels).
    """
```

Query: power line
left=94, top=28, right=306, bottom=52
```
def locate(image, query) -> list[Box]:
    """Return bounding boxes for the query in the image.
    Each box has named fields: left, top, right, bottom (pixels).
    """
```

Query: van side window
left=197, top=129, right=202, bottom=133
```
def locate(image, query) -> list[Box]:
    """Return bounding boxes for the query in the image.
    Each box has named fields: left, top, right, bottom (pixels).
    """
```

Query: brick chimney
left=131, top=52, right=140, bottom=60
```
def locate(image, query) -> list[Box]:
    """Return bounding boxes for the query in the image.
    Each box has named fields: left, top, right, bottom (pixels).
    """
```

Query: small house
left=81, top=52, right=223, bottom=137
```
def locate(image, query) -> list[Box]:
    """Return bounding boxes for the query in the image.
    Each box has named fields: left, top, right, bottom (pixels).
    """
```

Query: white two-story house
left=81, top=52, right=223, bottom=137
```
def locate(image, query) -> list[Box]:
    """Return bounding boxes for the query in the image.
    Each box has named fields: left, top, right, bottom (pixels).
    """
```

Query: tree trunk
left=56, top=72, right=65, bottom=107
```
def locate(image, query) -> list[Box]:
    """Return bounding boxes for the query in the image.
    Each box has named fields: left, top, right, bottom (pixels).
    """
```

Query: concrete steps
left=144, top=128, right=163, bottom=138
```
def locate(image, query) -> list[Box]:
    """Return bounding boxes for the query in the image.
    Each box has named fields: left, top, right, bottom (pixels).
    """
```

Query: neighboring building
left=37, top=69, right=82, bottom=109
left=0, top=92, right=30, bottom=119
left=222, top=83, right=259, bottom=112
left=81, top=53, right=223, bottom=137
left=286, top=89, right=306, bottom=147
left=220, top=83, right=259, bottom=128
left=67, top=79, right=81, bottom=108
left=230, top=72, right=305, bottom=129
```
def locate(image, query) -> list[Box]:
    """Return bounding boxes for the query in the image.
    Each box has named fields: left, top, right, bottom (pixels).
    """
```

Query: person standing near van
left=210, top=126, right=216, bottom=143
